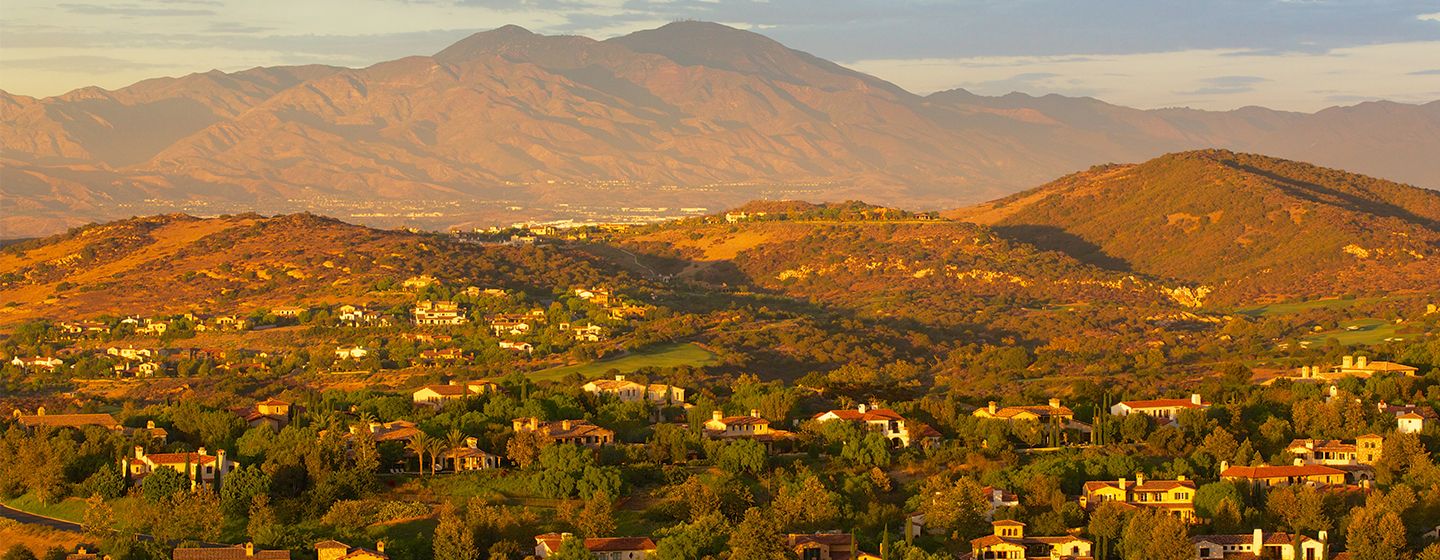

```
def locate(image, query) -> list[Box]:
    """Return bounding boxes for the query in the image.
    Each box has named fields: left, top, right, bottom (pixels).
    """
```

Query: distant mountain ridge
left=950, top=150, right=1440, bottom=303
left=2, top=21, right=1438, bottom=238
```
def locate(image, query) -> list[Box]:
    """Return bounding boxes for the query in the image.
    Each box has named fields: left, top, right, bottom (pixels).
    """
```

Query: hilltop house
left=271, top=305, right=309, bottom=318
left=787, top=532, right=880, bottom=560
left=908, top=486, right=1019, bottom=535
left=413, top=300, right=466, bottom=326
left=513, top=417, right=615, bottom=446
left=412, top=381, right=498, bottom=407
left=419, top=348, right=464, bottom=362
left=958, top=521, right=1092, bottom=560
left=1192, top=529, right=1329, bottom=560
left=445, top=437, right=502, bottom=471
left=534, top=533, right=655, bottom=560
left=11, top=356, right=64, bottom=370
left=583, top=375, right=686, bottom=406
left=703, top=410, right=795, bottom=448
left=1080, top=473, right=1198, bottom=522
left=573, top=288, right=613, bottom=306
left=350, top=420, right=423, bottom=443
left=812, top=404, right=940, bottom=448
left=125, top=446, right=238, bottom=487
left=315, top=540, right=388, bottom=560
left=230, top=398, right=298, bottom=430
left=499, top=341, right=534, bottom=353
left=13, top=409, right=121, bottom=432
left=1220, top=461, right=1348, bottom=488
left=973, top=398, right=1085, bottom=428
left=334, top=346, right=369, bottom=360
left=338, top=305, right=390, bottom=327
left=489, top=316, right=532, bottom=336
left=572, top=324, right=606, bottom=342
left=1110, top=394, right=1209, bottom=424
left=1286, top=436, right=1383, bottom=466
left=1380, top=403, right=1437, bottom=434
left=173, top=543, right=289, bottom=560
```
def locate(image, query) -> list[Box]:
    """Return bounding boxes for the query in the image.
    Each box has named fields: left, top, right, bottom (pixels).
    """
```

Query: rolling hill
left=2, top=22, right=1438, bottom=238
left=950, top=150, right=1440, bottom=303
left=0, top=213, right=634, bottom=325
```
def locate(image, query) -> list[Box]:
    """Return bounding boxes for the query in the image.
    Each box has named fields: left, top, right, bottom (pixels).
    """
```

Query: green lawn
left=527, top=342, right=718, bottom=383
left=1300, top=318, right=1402, bottom=346
left=1237, top=297, right=1379, bottom=317
left=3, top=493, right=88, bottom=523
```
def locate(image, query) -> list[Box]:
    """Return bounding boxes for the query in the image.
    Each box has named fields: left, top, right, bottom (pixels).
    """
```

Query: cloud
left=1410, top=69, right=1440, bottom=76
left=59, top=2, right=216, bottom=16
left=1, top=55, right=171, bottom=73
left=1419, top=12, right=1440, bottom=22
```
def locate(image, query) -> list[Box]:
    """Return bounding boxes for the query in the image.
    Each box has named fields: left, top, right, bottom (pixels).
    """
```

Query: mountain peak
left=433, top=24, right=551, bottom=61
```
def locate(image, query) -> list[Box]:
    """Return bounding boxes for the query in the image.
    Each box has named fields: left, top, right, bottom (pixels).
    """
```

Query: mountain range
left=3, top=21, right=1439, bottom=238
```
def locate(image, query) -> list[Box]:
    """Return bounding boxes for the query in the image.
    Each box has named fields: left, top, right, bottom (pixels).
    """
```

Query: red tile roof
left=1221, top=464, right=1345, bottom=479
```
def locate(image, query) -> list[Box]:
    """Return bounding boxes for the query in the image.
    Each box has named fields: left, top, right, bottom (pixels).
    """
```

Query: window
left=802, top=549, right=821, bottom=560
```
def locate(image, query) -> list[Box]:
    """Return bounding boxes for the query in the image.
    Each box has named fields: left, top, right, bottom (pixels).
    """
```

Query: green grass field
left=1237, top=297, right=1377, bottom=317
left=3, top=493, right=88, bottom=523
left=1300, top=318, right=1402, bottom=346
left=527, top=342, right=718, bottom=383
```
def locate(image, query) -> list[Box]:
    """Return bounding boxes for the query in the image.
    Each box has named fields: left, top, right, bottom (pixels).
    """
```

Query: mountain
left=0, top=213, right=633, bottom=324
left=949, top=150, right=1440, bottom=303
left=2, top=21, right=1438, bottom=238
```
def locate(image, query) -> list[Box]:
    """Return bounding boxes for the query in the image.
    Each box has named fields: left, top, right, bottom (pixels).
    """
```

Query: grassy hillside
left=951, top=150, right=1440, bottom=303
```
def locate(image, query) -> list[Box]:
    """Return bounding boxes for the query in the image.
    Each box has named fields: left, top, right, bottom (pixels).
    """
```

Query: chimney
left=988, top=401, right=998, bottom=415
left=77, top=548, right=86, bottom=555
left=1252, top=529, right=1263, bottom=551
left=561, top=420, right=572, bottom=431
left=448, top=379, right=458, bottom=385
left=1343, top=356, right=1354, bottom=369
left=1294, top=457, right=1305, bottom=466
left=1118, top=477, right=1127, bottom=490
left=146, top=420, right=156, bottom=429
left=750, top=409, right=760, bottom=418
left=1135, top=472, right=1145, bottom=486
left=37, top=406, right=46, bottom=416
left=376, top=541, right=385, bottom=554
left=135, top=445, right=145, bottom=459
left=1049, top=398, right=1061, bottom=409
left=217, top=449, right=226, bottom=470
left=529, top=418, right=539, bottom=430
left=1190, top=393, right=1202, bottom=405
left=466, top=436, right=478, bottom=448
left=1358, top=356, right=1368, bottom=368
left=245, top=543, right=255, bottom=557
left=1318, top=530, right=1328, bottom=542
left=1177, top=474, right=1186, bottom=482
left=712, top=410, right=723, bottom=422
left=858, top=403, right=868, bottom=414
left=197, top=447, right=207, bottom=457
left=1329, top=385, right=1339, bottom=398
left=1220, top=460, right=1230, bottom=473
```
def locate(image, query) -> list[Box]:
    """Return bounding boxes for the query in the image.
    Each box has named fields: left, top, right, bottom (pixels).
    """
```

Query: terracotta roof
left=716, top=415, right=768, bottom=426
left=1221, top=464, right=1345, bottom=479
left=815, top=408, right=905, bottom=422
left=173, top=546, right=290, bottom=560
left=1134, top=479, right=1197, bottom=492
left=17, top=413, right=119, bottom=429
left=143, top=452, right=219, bottom=465
left=256, top=398, right=290, bottom=406
left=535, top=534, right=656, bottom=553
left=981, top=405, right=1075, bottom=419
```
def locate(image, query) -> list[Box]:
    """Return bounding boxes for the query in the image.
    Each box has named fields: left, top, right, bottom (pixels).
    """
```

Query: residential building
left=65, top=546, right=108, bottom=560
left=1080, top=473, right=1198, bottom=522
left=958, top=520, right=1093, bottom=560
left=13, top=409, right=121, bottom=432
left=1192, top=529, right=1329, bottom=560
left=350, top=420, right=423, bottom=443
left=418, top=348, right=464, bottom=362
left=489, top=316, right=532, bottom=336
left=10, top=356, right=64, bottom=370
left=1322, top=355, right=1418, bottom=378
left=1381, top=403, right=1437, bottom=434
left=413, top=300, right=466, bottom=326
left=128, top=420, right=168, bottom=444
left=703, top=410, right=795, bottom=446
left=1286, top=436, right=1383, bottom=466
left=583, top=375, right=686, bottom=405
left=908, top=485, right=1018, bottom=535
left=572, top=324, right=606, bottom=342
left=513, top=417, right=616, bottom=446
left=271, top=305, right=308, bottom=318
left=412, top=381, right=497, bottom=407
left=335, top=346, right=369, bottom=360
left=1110, top=394, right=1209, bottom=424
left=125, top=446, right=238, bottom=486
left=499, top=341, right=534, bottom=353
left=534, top=533, right=656, bottom=560
left=812, top=404, right=940, bottom=448
left=787, top=532, right=880, bottom=560
left=173, top=543, right=289, bottom=560
left=230, top=398, right=298, bottom=430
left=1220, top=461, right=1347, bottom=488
left=445, top=437, right=501, bottom=471
left=316, top=540, right=387, bottom=560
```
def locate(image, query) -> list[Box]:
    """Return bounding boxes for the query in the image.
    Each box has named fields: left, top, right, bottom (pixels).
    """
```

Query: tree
left=547, top=535, right=592, bottom=560
left=1266, top=485, right=1331, bottom=556
left=1118, top=509, right=1191, bottom=560
left=914, top=476, right=987, bottom=540
left=577, top=491, right=617, bottom=537
left=840, top=432, right=890, bottom=467
left=506, top=430, right=551, bottom=469
left=434, top=503, right=480, bottom=560
left=141, top=466, right=187, bottom=502
left=1345, top=503, right=1407, bottom=560
left=247, top=494, right=283, bottom=546
left=220, top=464, right=271, bottom=517
left=712, top=439, right=768, bottom=475
left=1087, top=501, right=1128, bottom=560
left=81, top=494, right=114, bottom=544
left=408, top=433, right=433, bottom=474
left=728, top=508, right=795, bottom=560
left=1, top=545, right=37, bottom=560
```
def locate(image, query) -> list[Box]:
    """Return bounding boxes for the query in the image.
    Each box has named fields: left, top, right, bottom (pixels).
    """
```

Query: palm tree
left=427, top=439, right=445, bottom=476
left=407, top=434, right=432, bottom=475
left=444, top=429, right=467, bottom=472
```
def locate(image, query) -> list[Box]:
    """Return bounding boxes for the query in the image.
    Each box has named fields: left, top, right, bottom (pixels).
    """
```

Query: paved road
left=0, top=503, right=84, bottom=532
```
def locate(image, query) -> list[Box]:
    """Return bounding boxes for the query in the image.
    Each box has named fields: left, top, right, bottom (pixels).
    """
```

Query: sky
left=2, top=0, right=1439, bottom=111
